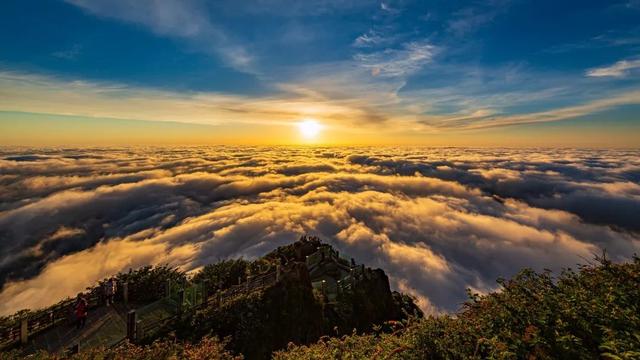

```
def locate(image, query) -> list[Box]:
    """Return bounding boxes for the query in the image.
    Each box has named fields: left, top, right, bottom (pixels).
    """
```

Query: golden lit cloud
left=2, top=70, right=640, bottom=147
left=1, top=147, right=637, bottom=315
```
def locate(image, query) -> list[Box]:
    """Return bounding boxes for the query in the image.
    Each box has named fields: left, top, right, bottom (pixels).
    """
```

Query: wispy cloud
left=586, top=58, right=640, bottom=77
left=447, top=0, right=512, bottom=36
left=51, top=44, right=82, bottom=60
left=380, top=2, right=400, bottom=14
left=353, top=30, right=394, bottom=48
left=3, top=66, right=640, bottom=137
left=626, top=0, right=640, bottom=9
left=441, top=90, right=640, bottom=129
left=354, top=41, right=437, bottom=77
left=0, top=70, right=394, bottom=130
left=65, top=0, right=254, bottom=72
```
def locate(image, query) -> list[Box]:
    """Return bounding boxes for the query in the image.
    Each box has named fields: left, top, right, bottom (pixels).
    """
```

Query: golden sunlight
left=297, top=119, right=322, bottom=139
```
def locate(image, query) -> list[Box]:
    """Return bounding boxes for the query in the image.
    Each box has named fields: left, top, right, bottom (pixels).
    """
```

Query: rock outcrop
left=177, top=236, right=422, bottom=359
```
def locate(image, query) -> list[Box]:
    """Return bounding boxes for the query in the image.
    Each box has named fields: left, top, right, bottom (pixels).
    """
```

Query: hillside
left=0, top=237, right=421, bottom=359
left=2, top=241, right=638, bottom=359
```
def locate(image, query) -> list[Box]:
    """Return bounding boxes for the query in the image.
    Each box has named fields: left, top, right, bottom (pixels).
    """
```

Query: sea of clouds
left=0, top=146, right=639, bottom=315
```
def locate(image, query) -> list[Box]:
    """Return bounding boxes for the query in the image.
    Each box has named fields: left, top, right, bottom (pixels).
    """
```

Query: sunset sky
left=1, top=0, right=640, bottom=146
left=1, top=1, right=640, bottom=317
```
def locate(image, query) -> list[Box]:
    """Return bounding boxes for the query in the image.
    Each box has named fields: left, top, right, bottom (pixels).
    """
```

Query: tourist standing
left=74, top=294, right=88, bottom=329
left=104, top=277, right=117, bottom=306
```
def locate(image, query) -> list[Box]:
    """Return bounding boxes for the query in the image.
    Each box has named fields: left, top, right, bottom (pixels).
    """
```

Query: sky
left=0, top=0, right=639, bottom=146
left=1, top=1, right=639, bottom=321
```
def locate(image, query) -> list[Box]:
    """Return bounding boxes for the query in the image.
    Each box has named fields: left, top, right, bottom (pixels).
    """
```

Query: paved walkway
left=19, top=264, right=285, bottom=354
left=23, top=305, right=126, bottom=355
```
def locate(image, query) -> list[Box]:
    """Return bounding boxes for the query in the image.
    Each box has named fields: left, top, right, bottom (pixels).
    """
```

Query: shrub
left=114, top=265, right=186, bottom=304
left=191, top=259, right=249, bottom=293
left=0, top=337, right=240, bottom=360
left=277, top=255, right=640, bottom=359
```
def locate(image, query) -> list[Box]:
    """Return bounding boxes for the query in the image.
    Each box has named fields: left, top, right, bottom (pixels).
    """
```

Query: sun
left=298, top=119, right=322, bottom=139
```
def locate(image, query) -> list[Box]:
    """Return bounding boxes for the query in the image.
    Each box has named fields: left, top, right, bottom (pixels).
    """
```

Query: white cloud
left=0, top=147, right=638, bottom=315
left=353, top=30, right=393, bottom=48
left=354, top=41, right=437, bottom=77
left=380, top=2, right=399, bottom=14
left=3, top=67, right=640, bottom=136
left=586, top=59, right=640, bottom=77
left=447, top=0, right=511, bottom=36
left=65, top=0, right=254, bottom=72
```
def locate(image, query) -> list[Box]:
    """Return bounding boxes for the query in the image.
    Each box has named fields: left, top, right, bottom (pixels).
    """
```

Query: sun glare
left=298, top=119, right=322, bottom=139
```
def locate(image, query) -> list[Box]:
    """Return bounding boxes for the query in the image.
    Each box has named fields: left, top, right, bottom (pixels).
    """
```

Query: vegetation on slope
left=2, top=249, right=638, bottom=359
left=0, top=337, right=240, bottom=360
left=276, top=254, right=640, bottom=359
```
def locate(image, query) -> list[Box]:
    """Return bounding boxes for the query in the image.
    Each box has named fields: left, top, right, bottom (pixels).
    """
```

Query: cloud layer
left=0, top=147, right=638, bottom=315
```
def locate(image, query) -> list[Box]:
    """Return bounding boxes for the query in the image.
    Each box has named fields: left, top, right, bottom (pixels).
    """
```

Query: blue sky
left=0, top=0, right=639, bottom=146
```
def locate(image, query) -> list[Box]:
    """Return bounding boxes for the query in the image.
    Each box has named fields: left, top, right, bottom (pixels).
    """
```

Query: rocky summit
left=0, top=236, right=421, bottom=359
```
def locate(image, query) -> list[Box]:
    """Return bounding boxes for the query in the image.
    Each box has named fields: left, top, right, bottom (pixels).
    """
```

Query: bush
left=277, top=255, right=640, bottom=359
left=114, top=265, right=187, bottom=304
left=191, top=259, right=249, bottom=294
left=0, top=337, right=240, bottom=360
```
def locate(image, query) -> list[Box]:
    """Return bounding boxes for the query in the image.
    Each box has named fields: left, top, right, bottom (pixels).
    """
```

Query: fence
left=2, top=254, right=325, bottom=352
left=129, top=267, right=281, bottom=344
left=0, top=287, right=103, bottom=350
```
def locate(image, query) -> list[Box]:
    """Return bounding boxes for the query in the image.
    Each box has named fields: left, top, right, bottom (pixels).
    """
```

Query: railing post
left=20, top=317, right=28, bottom=345
left=276, top=265, right=281, bottom=283
left=165, top=280, right=171, bottom=298
left=177, top=289, right=185, bottom=318
left=49, top=311, right=54, bottom=328
left=123, top=282, right=129, bottom=307
left=126, top=310, right=137, bottom=342
left=246, top=275, right=252, bottom=291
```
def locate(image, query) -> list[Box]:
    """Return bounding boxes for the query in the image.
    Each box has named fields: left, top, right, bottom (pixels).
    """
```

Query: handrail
left=0, top=290, right=103, bottom=350
left=121, top=253, right=358, bottom=349
left=131, top=266, right=282, bottom=342
left=8, top=249, right=341, bottom=351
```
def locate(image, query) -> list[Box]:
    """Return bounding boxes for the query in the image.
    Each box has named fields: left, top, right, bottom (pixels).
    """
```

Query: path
left=22, top=305, right=126, bottom=355
left=19, top=262, right=288, bottom=354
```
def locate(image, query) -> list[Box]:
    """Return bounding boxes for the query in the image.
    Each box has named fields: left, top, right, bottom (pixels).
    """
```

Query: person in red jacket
left=74, top=293, right=88, bottom=329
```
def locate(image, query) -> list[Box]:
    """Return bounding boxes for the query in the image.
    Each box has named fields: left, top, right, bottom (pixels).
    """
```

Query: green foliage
left=4, top=245, right=637, bottom=359
left=0, top=337, right=240, bottom=360
left=185, top=262, right=325, bottom=359
left=191, top=259, right=249, bottom=293
left=274, top=331, right=409, bottom=360
left=115, top=265, right=186, bottom=304
left=276, top=255, right=640, bottom=359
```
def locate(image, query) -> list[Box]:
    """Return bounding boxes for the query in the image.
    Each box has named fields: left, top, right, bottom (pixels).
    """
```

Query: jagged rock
left=177, top=237, right=422, bottom=359
left=182, top=262, right=324, bottom=359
